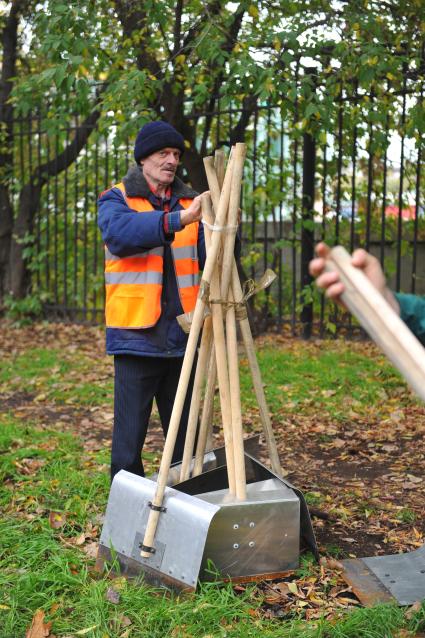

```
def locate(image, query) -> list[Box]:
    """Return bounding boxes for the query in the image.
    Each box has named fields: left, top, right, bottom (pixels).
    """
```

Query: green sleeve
left=394, top=292, right=425, bottom=346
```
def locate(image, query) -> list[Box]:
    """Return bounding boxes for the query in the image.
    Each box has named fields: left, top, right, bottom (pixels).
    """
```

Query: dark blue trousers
left=111, top=355, right=196, bottom=481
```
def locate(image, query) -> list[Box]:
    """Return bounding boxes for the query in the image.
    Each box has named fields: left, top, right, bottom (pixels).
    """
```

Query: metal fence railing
left=4, top=75, right=425, bottom=335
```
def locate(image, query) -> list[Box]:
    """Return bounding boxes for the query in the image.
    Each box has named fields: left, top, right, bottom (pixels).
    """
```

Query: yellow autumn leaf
left=75, top=626, right=99, bottom=636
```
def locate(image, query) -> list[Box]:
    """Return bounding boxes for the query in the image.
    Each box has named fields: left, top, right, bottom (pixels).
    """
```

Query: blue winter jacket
left=98, top=166, right=206, bottom=357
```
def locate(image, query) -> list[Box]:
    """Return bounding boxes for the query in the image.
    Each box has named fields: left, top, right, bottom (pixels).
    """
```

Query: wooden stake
left=202, top=194, right=236, bottom=494
left=140, top=155, right=235, bottom=558
left=231, top=265, right=282, bottom=476
left=178, top=314, right=213, bottom=482
left=193, top=346, right=217, bottom=476
left=226, top=288, right=247, bottom=500
left=203, top=159, right=283, bottom=477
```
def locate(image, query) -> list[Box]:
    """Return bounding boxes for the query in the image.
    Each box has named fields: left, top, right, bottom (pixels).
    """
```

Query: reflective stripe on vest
left=104, top=183, right=199, bottom=329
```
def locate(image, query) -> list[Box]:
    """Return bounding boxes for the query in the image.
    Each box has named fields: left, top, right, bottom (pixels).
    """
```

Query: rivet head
left=233, top=543, right=239, bottom=549
left=233, top=524, right=239, bottom=530
left=249, top=541, right=255, bottom=548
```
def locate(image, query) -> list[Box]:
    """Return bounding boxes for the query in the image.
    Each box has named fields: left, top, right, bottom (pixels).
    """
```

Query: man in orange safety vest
left=98, top=121, right=208, bottom=481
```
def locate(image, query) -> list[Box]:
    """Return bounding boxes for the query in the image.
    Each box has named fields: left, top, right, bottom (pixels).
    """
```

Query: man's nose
left=166, top=153, right=178, bottom=166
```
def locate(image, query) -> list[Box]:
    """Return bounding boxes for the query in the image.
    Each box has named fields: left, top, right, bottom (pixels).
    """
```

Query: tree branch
left=113, top=0, right=160, bottom=77
left=173, top=0, right=184, bottom=57
left=35, top=108, right=101, bottom=185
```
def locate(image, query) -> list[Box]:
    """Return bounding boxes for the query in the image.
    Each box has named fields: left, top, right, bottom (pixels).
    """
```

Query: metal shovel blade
left=341, top=544, right=425, bottom=606
left=97, top=470, right=219, bottom=591
left=97, top=447, right=318, bottom=590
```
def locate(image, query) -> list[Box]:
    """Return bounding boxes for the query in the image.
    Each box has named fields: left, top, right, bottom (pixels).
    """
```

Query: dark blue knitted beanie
left=134, top=121, right=185, bottom=163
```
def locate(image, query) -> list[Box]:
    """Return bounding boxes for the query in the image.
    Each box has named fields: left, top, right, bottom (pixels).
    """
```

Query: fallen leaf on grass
left=405, top=600, right=423, bottom=620
left=15, top=458, right=45, bottom=475
left=106, top=587, right=120, bottom=604
left=110, top=614, right=133, bottom=633
left=320, top=557, right=343, bottom=570
left=120, top=615, right=132, bottom=627
left=25, top=609, right=51, bottom=638
left=74, top=533, right=86, bottom=546
left=75, top=626, right=98, bottom=636
left=273, top=582, right=291, bottom=596
left=49, top=512, right=67, bottom=529
left=81, top=541, right=98, bottom=559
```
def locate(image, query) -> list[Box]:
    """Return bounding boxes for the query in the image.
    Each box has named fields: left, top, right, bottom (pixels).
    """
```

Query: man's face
left=141, top=147, right=181, bottom=188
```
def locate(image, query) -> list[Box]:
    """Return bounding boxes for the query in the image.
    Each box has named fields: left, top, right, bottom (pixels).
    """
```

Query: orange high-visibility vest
left=104, top=183, right=200, bottom=329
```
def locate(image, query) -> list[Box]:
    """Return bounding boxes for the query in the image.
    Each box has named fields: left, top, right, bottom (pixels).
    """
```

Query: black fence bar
left=380, top=109, right=389, bottom=267
left=4, top=71, right=425, bottom=336
left=396, top=75, right=407, bottom=291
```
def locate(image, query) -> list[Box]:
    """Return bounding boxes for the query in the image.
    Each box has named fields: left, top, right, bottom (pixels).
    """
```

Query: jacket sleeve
left=394, top=292, right=425, bottom=346
left=97, top=187, right=173, bottom=257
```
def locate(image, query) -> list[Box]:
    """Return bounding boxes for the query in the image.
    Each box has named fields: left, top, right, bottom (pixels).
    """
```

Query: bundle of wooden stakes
left=140, top=143, right=282, bottom=559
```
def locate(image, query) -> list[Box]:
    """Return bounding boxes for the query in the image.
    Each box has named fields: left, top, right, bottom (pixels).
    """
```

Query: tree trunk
left=0, top=188, right=14, bottom=300
left=8, top=183, right=42, bottom=298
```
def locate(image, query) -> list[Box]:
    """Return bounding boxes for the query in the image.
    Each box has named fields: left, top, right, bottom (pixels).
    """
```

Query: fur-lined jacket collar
left=122, top=165, right=198, bottom=199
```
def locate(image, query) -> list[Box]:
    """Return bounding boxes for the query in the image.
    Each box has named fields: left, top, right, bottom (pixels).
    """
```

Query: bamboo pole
left=217, top=144, right=247, bottom=500
left=219, top=143, right=246, bottom=298
left=203, top=158, right=282, bottom=477
left=178, top=314, right=213, bottom=482
left=199, top=145, right=247, bottom=495
left=201, top=194, right=236, bottom=494
left=226, top=287, right=247, bottom=500
left=193, top=351, right=217, bottom=475
left=192, top=150, right=226, bottom=474
left=232, top=266, right=282, bottom=476
left=140, top=156, right=235, bottom=558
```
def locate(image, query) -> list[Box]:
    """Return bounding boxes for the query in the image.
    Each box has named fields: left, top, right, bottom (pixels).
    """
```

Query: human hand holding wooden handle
left=309, top=242, right=400, bottom=314
left=180, top=192, right=209, bottom=226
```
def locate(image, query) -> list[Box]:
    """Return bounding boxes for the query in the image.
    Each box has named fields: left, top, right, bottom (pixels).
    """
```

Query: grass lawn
left=1, top=321, right=425, bottom=637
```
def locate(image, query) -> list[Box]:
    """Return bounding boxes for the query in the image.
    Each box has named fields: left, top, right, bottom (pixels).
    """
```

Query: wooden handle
left=140, top=155, right=235, bottom=558
left=232, top=264, right=283, bottom=477
left=179, top=315, right=213, bottom=482
left=220, top=143, right=246, bottom=300
left=202, top=194, right=236, bottom=494
left=226, top=287, right=247, bottom=500
left=193, top=345, right=217, bottom=476
left=326, top=246, right=425, bottom=403
left=203, top=159, right=282, bottom=477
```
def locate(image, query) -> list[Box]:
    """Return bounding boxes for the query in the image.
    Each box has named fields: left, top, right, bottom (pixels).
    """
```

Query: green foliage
left=3, top=293, right=48, bottom=326
left=3, top=0, right=425, bottom=326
